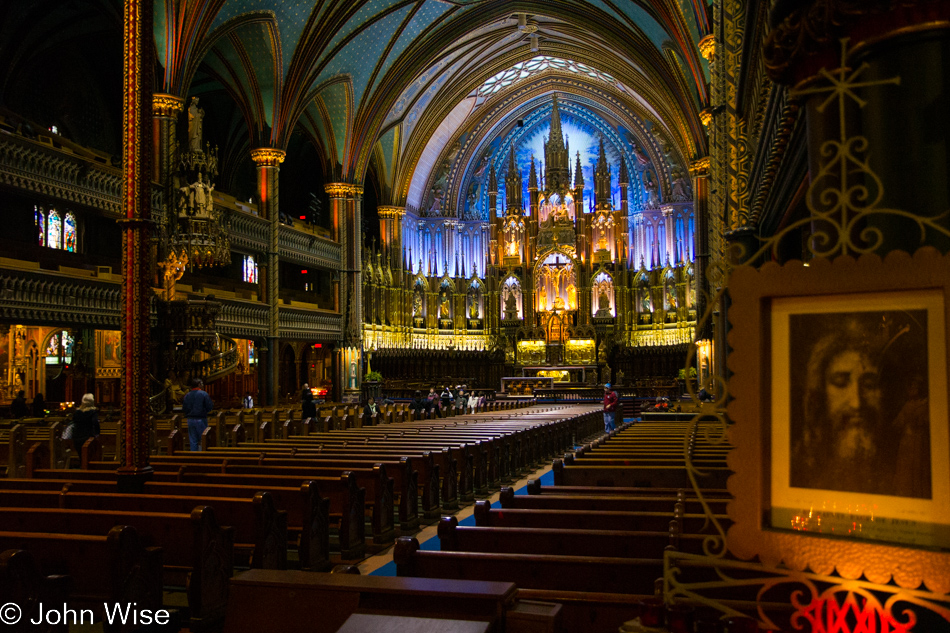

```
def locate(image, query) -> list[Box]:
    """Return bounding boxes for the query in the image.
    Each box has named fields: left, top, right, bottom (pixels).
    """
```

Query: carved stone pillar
left=327, top=183, right=362, bottom=402
left=325, top=184, right=348, bottom=402
left=690, top=157, right=711, bottom=339
left=151, top=95, right=182, bottom=184
left=378, top=206, right=405, bottom=270
left=251, top=148, right=285, bottom=406
left=117, top=0, right=154, bottom=490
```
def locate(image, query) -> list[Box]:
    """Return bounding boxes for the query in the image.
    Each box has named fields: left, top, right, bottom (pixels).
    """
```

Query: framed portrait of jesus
left=769, top=291, right=949, bottom=548
left=726, top=249, right=950, bottom=592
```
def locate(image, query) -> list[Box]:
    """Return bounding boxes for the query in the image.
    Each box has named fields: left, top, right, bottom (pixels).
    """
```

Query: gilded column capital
left=699, top=108, right=713, bottom=127
left=250, top=148, right=286, bottom=167
left=698, top=34, right=716, bottom=61
left=377, top=206, right=406, bottom=219
left=325, top=183, right=351, bottom=198
left=152, top=94, right=185, bottom=118
left=325, top=183, right=363, bottom=198
left=690, top=157, right=711, bottom=176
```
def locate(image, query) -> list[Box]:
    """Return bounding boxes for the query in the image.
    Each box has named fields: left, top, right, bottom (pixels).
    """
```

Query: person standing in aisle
left=182, top=378, right=214, bottom=451
left=603, top=383, right=618, bottom=432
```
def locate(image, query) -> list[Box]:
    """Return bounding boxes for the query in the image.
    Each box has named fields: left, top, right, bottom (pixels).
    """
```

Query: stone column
left=150, top=94, right=183, bottom=295
left=251, top=148, right=286, bottom=406
left=690, top=157, right=711, bottom=338
left=332, top=183, right=362, bottom=403
left=117, top=0, right=154, bottom=491
left=325, top=184, right=348, bottom=401
left=378, top=206, right=405, bottom=270
left=151, top=95, right=182, bottom=184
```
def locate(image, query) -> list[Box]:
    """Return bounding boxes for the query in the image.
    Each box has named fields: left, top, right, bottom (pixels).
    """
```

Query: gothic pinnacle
left=574, top=152, right=584, bottom=186
left=549, top=94, right=563, bottom=145
left=529, top=155, right=538, bottom=189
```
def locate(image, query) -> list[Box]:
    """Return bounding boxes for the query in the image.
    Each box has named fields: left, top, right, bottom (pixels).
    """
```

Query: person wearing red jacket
left=603, top=383, right=618, bottom=432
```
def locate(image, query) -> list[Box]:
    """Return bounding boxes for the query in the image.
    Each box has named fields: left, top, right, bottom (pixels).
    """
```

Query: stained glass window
left=248, top=340, right=257, bottom=365
left=35, top=206, right=45, bottom=246
left=64, top=212, right=77, bottom=252
left=47, top=209, right=62, bottom=249
left=62, top=331, right=74, bottom=364
left=477, top=56, right=624, bottom=98
left=45, top=334, right=60, bottom=359
left=45, top=330, right=74, bottom=364
left=35, top=207, right=79, bottom=252
left=243, top=255, right=258, bottom=283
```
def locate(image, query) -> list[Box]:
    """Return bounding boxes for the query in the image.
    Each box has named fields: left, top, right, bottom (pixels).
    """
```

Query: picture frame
left=726, top=249, right=950, bottom=593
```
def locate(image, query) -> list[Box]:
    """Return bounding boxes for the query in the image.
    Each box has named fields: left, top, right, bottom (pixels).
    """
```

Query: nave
left=0, top=403, right=741, bottom=633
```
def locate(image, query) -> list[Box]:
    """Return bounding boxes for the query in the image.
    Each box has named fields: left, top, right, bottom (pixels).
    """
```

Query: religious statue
left=643, top=169, right=659, bottom=208
left=187, top=97, right=204, bottom=153
left=178, top=172, right=215, bottom=217
left=412, top=291, right=423, bottom=317
left=552, top=204, right=568, bottom=223
left=666, top=288, right=677, bottom=310
left=594, top=286, right=612, bottom=318
left=439, top=293, right=450, bottom=318
left=631, top=140, right=650, bottom=166
left=469, top=298, right=479, bottom=319
left=566, top=284, right=577, bottom=311
left=603, top=364, right=612, bottom=384
left=504, top=291, right=519, bottom=318
left=670, top=165, right=690, bottom=201
left=640, top=290, right=652, bottom=312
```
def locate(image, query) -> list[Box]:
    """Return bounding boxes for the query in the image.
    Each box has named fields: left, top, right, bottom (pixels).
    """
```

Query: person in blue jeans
left=603, top=383, right=618, bottom=432
left=182, top=378, right=214, bottom=451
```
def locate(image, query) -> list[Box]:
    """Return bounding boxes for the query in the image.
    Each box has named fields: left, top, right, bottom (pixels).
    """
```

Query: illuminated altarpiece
left=363, top=96, right=697, bottom=384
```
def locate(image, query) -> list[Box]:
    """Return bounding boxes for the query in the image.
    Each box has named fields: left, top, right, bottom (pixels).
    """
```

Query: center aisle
left=363, top=466, right=558, bottom=576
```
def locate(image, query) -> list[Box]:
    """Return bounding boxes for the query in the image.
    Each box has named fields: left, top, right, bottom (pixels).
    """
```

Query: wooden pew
left=551, top=457, right=731, bottom=489
left=498, top=486, right=729, bottom=515
left=525, top=479, right=732, bottom=500
left=473, top=500, right=728, bottom=534
left=116, top=460, right=394, bottom=547
left=0, top=424, right=27, bottom=477
left=0, top=488, right=287, bottom=570
left=147, top=452, right=420, bottom=532
left=0, top=527, right=164, bottom=633
left=394, top=536, right=663, bottom=595
left=0, top=506, right=233, bottom=626
left=255, top=443, right=459, bottom=510
left=0, top=477, right=334, bottom=572
left=0, top=547, right=71, bottom=633
left=23, top=468, right=365, bottom=561
left=437, top=516, right=709, bottom=558
left=222, top=569, right=517, bottom=633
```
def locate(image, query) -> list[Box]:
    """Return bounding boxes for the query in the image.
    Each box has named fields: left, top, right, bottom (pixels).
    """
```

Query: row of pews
left=384, top=420, right=751, bottom=633
left=0, top=398, right=535, bottom=477
left=0, top=403, right=603, bottom=632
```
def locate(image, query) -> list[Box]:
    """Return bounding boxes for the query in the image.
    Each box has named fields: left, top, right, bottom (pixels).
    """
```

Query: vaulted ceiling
left=153, top=0, right=711, bottom=189
left=0, top=0, right=711, bottom=206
